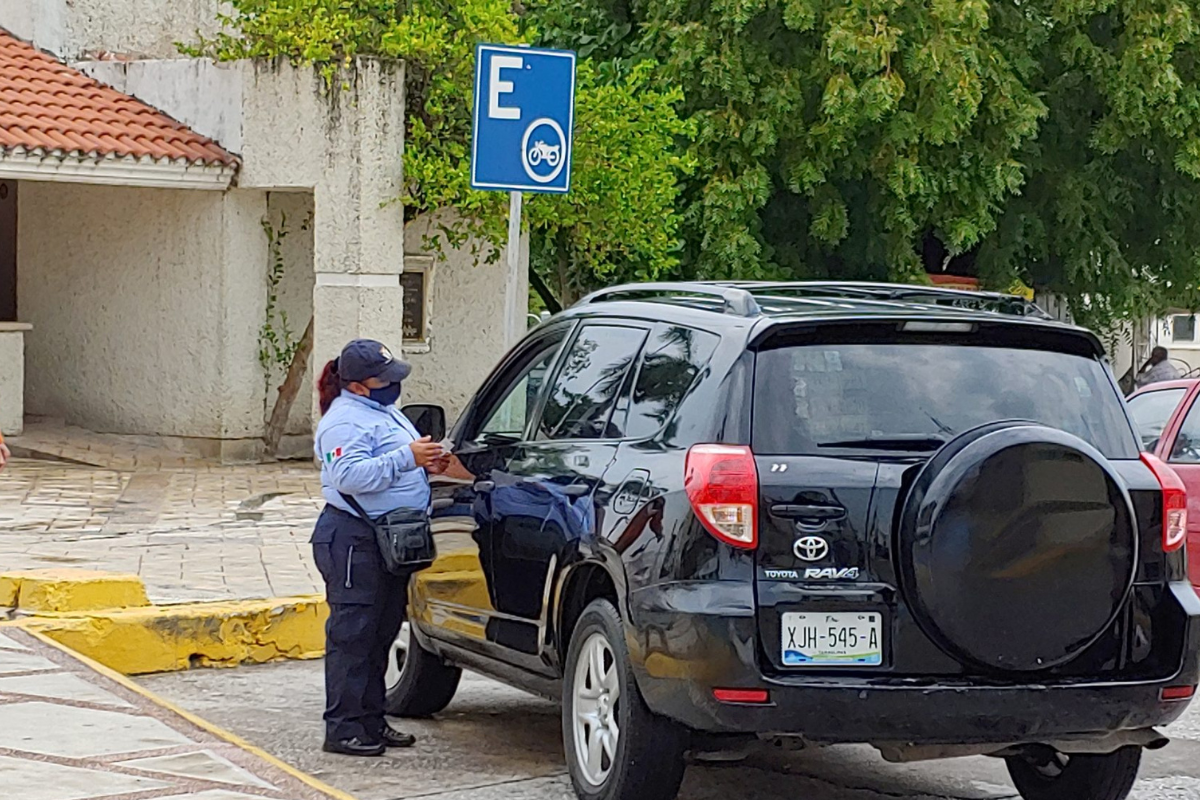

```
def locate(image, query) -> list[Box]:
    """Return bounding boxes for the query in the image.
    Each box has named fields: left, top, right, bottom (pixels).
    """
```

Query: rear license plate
left=781, top=612, right=883, bottom=667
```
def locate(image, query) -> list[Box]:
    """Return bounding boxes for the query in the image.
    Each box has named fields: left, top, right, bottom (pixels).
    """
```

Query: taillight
left=1142, top=453, right=1188, bottom=552
left=685, top=444, right=759, bottom=549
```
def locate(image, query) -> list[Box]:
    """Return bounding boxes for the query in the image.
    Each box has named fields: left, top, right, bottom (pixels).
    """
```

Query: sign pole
left=505, top=190, right=523, bottom=345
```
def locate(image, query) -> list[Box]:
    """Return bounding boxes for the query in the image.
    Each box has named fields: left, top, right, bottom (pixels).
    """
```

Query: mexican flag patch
left=324, top=447, right=343, bottom=464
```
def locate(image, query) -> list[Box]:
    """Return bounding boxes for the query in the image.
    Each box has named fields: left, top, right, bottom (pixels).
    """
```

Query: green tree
left=530, top=0, right=1200, bottom=328
left=186, top=0, right=692, bottom=306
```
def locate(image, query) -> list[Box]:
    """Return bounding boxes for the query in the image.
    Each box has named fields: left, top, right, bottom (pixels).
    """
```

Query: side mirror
left=402, top=404, right=447, bottom=441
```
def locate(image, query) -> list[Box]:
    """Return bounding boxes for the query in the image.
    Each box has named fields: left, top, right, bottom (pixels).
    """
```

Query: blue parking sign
left=471, top=44, right=577, bottom=194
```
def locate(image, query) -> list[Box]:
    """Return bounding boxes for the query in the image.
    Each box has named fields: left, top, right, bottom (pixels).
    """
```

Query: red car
left=1128, top=378, right=1200, bottom=591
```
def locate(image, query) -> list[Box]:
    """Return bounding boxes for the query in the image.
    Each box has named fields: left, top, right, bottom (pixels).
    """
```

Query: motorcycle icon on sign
left=520, top=117, right=568, bottom=185
left=527, top=141, right=561, bottom=168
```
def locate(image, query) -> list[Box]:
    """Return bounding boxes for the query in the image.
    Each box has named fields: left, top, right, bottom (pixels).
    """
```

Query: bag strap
left=338, top=492, right=377, bottom=525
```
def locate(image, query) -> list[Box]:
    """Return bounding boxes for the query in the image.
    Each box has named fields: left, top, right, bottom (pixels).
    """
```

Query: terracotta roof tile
left=0, top=28, right=237, bottom=167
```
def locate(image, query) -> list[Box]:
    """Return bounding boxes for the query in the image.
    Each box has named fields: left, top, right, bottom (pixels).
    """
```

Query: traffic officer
left=312, top=339, right=446, bottom=757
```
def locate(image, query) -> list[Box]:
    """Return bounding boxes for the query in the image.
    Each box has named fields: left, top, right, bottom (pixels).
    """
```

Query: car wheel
left=384, top=621, right=462, bottom=717
left=1006, top=746, right=1142, bottom=800
left=562, top=599, right=687, bottom=800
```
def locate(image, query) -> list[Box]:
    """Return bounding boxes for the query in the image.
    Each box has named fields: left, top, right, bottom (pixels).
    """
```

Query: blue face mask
left=368, top=383, right=402, bottom=407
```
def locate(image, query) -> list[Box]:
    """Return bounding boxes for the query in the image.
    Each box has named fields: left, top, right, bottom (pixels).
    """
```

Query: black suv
left=391, top=282, right=1200, bottom=800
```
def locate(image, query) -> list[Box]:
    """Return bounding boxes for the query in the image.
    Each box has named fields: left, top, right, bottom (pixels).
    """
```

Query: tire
left=385, top=622, right=462, bottom=717
left=1006, top=746, right=1142, bottom=800
left=562, top=599, right=688, bottom=800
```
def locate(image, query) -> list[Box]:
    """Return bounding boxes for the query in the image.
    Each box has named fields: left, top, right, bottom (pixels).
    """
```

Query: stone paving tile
left=0, top=459, right=324, bottom=603
left=0, top=627, right=343, bottom=800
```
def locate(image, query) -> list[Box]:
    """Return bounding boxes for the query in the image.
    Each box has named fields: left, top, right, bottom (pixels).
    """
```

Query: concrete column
left=311, top=58, right=407, bottom=419
left=214, top=189, right=270, bottom=461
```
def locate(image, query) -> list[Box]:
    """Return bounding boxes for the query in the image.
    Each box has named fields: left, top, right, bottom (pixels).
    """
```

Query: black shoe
left=381, top=724, right=416, bottom=748
left=323, top=736, right=386, bottom=757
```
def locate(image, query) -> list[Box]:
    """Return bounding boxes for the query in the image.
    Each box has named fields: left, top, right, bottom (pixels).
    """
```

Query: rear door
left=750, top=323, right=1145, bottom=677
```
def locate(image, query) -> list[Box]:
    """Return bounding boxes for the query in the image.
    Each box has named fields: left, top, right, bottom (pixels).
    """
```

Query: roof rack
left=576, top=281, right=1049, bottom=320
left=719, top=282, right=1050, bottom=319
left=575, top=283, right=762, bottom=317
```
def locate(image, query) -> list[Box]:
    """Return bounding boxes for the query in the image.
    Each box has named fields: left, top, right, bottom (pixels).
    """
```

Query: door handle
left=473, top=480, right=496, bottom=493
left=771, top=503, right=846, bottom=521
left=431, top=497, right=454, bottom=511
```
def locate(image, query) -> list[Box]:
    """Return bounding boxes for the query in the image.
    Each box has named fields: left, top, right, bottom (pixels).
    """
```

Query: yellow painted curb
left=25, top=628, right=358, bottom=800
left=12, top=595, right=329, bottom=675
left=1, top=568, right=150, bottom=613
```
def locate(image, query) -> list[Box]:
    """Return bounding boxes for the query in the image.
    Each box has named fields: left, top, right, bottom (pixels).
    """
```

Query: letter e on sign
left=489, top=56, right=522, bottom=120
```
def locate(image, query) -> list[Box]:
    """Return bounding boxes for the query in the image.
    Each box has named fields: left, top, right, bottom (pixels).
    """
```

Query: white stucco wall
left=0, top=0, right=225, bottom=59
left=0, top=1, right=69, bottom=56
left=401, top=213, right=529, bottom=421
left=78, top=60, right=244, bottom=152
left=18, top=182, right=268, bottom=440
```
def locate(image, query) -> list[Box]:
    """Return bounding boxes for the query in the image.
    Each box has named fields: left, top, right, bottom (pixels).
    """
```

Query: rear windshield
left=753, top=343, right=1138, bottom=458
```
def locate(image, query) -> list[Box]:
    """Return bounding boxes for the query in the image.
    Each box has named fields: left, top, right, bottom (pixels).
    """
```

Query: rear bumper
left=628, top=581, right=1200, bottom=744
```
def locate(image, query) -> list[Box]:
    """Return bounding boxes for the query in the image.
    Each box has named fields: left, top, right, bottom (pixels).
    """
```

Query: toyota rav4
left=391, top=282, right=1200, bottom=800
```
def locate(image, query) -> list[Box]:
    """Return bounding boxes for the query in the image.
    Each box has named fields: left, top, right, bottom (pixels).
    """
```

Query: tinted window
left=538, top=324, right=648, bottom=441
left=1128, top=388, right=1187, bottom=451
left=1170, top=399, right=1200, bottom=463
left=474, top=331, right=567, bottom=442
left=625, top=325, right=720, bottom=440
left=753, top=344, right=1136, bottom=458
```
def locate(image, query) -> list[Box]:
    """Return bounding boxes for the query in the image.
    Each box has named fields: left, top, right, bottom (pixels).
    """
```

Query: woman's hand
left=409, top=436, right=445, bottom=468
left=425, top=454, right=452, bottom=476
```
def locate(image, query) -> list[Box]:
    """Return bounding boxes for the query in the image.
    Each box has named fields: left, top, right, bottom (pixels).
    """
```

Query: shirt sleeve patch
left=323, top=447, right=344, bottom=464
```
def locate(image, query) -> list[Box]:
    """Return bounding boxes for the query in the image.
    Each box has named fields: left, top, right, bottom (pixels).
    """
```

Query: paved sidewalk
left=0, top=459, right=324, bottom=603
left=8, top=419, right=219, bottom=470
left=0, top=627, right=350, bottom=800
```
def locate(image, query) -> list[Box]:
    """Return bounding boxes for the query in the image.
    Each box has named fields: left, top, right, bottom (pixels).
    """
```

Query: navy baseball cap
left=337, top=339, right=411, bottom=383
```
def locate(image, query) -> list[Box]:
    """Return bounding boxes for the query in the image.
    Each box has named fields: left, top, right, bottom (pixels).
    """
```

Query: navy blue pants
left=312, top=506, right=410, bottom=743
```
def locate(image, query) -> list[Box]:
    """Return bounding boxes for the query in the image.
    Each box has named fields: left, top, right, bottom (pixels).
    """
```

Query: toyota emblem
left=793, top=536, right=830, bottom=562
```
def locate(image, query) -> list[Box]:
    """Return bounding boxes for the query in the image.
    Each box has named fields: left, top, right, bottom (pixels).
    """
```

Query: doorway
left=0, top=181, right=15, bottom=321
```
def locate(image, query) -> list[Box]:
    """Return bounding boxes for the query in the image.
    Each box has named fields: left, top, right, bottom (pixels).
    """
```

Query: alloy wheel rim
left=572, top=632, right=621, bottom=787
left=384, top=621, right=410, bottom=691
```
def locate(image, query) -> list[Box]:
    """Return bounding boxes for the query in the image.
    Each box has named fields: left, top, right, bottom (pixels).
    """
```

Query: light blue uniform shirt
left=315, top=390, right=431, bottom=518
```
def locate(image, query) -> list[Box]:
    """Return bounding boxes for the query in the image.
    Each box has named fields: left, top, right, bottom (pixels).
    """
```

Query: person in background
left=0, top=431, right=8, bottom=471
left=1136, top=346, right=1182, bottom=389
left=312, top=339, right=447, bottom=757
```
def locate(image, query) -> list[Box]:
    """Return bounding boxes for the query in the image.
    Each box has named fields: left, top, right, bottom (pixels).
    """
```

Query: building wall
left=401, top=213, right=529, bottom=422
left=18, top=182, right=267, bottom=440
left=0, top=0, right=225, bottom=59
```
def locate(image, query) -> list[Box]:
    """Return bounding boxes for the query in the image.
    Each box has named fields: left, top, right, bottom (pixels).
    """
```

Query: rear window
left=753, top=343, right=1138, bottom=458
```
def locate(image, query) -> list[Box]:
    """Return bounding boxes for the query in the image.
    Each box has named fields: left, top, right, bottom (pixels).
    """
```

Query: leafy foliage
left=185, top=0, right=692, bottom=305
left=529, top=0, right=1200, bottom=328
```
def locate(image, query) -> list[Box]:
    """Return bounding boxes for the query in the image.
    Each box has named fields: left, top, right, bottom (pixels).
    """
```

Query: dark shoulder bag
left=338, top=493, right=437, bottom=575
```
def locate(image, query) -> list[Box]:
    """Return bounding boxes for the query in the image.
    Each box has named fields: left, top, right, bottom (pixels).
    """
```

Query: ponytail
left=318, top=358, right=342, bottom=416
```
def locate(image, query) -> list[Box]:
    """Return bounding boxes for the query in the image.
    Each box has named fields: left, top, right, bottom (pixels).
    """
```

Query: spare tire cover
left=897, top=421, right=1137, bottom=673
